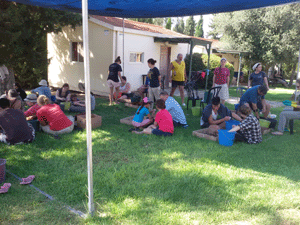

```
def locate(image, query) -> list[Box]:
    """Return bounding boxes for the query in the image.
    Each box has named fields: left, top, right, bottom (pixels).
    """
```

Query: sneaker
left=183, top=124, right=189, bottom=129
left=182, top=103, right=186, bottom=107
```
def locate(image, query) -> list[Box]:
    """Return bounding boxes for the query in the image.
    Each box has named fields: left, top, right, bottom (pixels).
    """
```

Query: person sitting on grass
left=36, top=95, right=74, bottom=135
left=133, top=99, right=174, bottom=136
left=14, top=82, right=27, bottom=100
left=32, top=79, right=51, bottom=99
left=130, top=97, right=154, bottom=131
left=159, top=91, right=188, bottom=128
left=114, top=76, right=131, bottom=100
left=24, top=93, right=40, bottom=120
left=0, top=98, right=35, bottom=145
left=201, top=96, right=242, bottom=131
left=228, top=104, right=262, bottom=144
left=55, top=83, right=71, bottom=104
left=6, top=89, right=23, bottom=110
left=68, top=93, right=96, bottom=113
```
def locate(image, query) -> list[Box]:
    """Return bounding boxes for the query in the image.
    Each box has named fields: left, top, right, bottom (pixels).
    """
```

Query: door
left=159, top=46, right=171, bottom=88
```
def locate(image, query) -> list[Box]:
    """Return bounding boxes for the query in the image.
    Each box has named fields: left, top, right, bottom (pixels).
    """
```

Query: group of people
left=0, top=79, right=96, bottom=145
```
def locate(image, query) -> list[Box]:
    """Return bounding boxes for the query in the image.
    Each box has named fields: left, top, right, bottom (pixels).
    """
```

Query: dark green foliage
left=195, top=15, right=204, bottom=38
left=184, top=16, right=195, bottom=36
left=165, top=18, right=172, bottom=30
left=129, top=18, right=154, bottom=24
left=173, top=17, right=185, bottom=34
left=0, top=2, right=82, bottom=88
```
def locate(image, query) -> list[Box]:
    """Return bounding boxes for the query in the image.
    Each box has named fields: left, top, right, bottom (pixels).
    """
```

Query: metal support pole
left=295, top=47, right=300, bottom=101
left=82, top=0, right=94, bottom=216
left=237, top=53, right=242, bottom=87
left=188, top=40, right=193, bottom=81
left=122, top=18, right=125, bottom=75
left=205, top=44, right=211, bottom=91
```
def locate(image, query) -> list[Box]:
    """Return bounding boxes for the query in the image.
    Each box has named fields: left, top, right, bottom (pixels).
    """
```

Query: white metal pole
left=82, top=0, right=94, bottom=216
left=295, top=47, right=300, bottom=101
left=237, top=53, right=242, bottom=87
left=123, top=18, right=125, bottom=74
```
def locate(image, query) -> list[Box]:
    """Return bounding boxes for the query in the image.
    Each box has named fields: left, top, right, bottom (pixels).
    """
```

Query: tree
left=129, top=18, right=154, bottom=24
left=0, top=1, right=82, bottom=88
left=209, top=4, right=300, bottom=85
left=195, top=15, right=204, bottom=37
left=165, top=18, right=172, bottom=30
left=184, top=16, right=195, bottom=36
left=173, top=17, right=185, bottom=34
left=153, top=18, right=164, bottom=26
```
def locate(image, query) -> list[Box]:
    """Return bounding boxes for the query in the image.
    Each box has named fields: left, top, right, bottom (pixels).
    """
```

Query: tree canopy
left=194, top=16, right=204, bottom=38
left=0, top=1, right=82, bottom=88
left=184, top=16, right=195, bottom=36
left=209, top=3, right=300, bottom=81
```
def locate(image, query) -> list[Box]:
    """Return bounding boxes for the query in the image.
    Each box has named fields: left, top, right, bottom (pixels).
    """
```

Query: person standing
left=169, top=54, right=187, bottom=106
left=107, top=56, right=122, bottom=106
left=212, top=58, right=230, bottom=105
left=248, top=63, right=269, bottom=89
left=147, top=58, right=161, bottom=109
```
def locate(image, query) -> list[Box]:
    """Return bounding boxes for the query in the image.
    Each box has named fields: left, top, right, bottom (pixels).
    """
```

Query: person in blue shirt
left=201, top=96, right=242, bottom=129
left=31, top=79, right=51, bottom=99
left=130, top=97, right=154, bottom=131
left=239, top=85, right=270, bottom=119
left=159, top=91, right=188, bottom=128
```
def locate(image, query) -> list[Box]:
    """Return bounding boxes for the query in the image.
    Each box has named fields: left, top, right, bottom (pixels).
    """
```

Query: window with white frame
left=71, top=42, right=84, bottom=62
left=129, top=52, right=144, bottom=63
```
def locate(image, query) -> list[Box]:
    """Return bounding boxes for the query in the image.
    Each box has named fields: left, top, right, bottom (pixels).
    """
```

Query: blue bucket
left=218, top=129, right=236, bottom=147
left=226, top=120, right=240, bottom=130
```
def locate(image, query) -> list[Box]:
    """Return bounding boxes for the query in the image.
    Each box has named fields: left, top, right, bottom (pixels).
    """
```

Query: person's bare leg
left=109, top=87, right=114, bottom=105
left=132, top=126, right=153, bottom=134
left=179, top=85, right=185, bottom=105
left=221, top=99, right=226, bottom=105
left=115, top=87, right=120, bottom=103
left=170, top=87, right=176, bottom=97
left=263, top=103, right=271, bottom=118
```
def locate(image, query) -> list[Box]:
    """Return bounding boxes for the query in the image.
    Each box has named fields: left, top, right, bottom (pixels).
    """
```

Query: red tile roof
left=91, top=16, right=214, bottom=43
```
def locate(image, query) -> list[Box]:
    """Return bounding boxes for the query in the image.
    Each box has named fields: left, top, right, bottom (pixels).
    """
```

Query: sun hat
left=252, top=63, right=261, bottom=71
left=39, top=79, right=48, bottom=86
left=24, top=94, right=38, bottom=103
left=143, top=97, right=153, bottom=104
left=220, top=58, right=227, bottom=62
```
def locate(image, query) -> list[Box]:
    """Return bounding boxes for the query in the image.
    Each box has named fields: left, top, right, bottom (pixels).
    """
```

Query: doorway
left=159, top=46, right=171, bottom=88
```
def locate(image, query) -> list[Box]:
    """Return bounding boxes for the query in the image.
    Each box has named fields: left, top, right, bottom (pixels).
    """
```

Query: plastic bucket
left=218, top=129, right=236, bottom=147
left=0, top=159, right=6, bottom=184
left=192, top=106, right=201, bottom=117
left=226, top=120, right=240, bottom=130
left=259, top=119, right=271, bottom=128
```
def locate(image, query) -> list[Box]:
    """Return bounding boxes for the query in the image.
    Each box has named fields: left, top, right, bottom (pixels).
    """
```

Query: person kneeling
left=133, top=99, right=174, bottom=136
left=229, top=105, right=262, bottom=144
left=201, top=96, right=242, bottom=134
left=36, top=95, right=74, bottom=135
left=0, top=98, right=35, bottom=145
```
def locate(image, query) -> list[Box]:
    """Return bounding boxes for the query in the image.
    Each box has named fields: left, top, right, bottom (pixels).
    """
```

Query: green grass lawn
left=1, top=91, right=300, bottom=225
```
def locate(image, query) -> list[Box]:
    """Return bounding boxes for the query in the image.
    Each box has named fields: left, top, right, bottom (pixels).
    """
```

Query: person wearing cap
left=0, top=98, right=35, bottom=145
left=212, top=58, right=230, bottom=105
left=32, top=79, right=51, bottom=99
left=130, top=97, right=155, bottom=131
left=133, top=99, right=174, bottom=136
left=24, top=93, right=40, bottom=120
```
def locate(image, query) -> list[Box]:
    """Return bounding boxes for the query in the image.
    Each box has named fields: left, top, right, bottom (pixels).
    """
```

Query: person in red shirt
left=24, top=93, right=40, bottom=120
left=213, top=58, right=230, bottom=105
left=36, top=95, right=74, bottom=135
left=133, top=99, right=174, bottom=136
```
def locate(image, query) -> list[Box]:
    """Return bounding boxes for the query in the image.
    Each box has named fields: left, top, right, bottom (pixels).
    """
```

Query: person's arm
left=212, top=74, right=216, bottom=87
left=227, top=74, right=230, bottom=87
left=251, top=103, right=260, bottom=119
left=66, top=93, right=71, bottom=102
left=264, top=76, right=269, bottom=90
left=229, top=125, right=241, bottom=132
left=124, top=83, right=131, bottom=93
left=73, top=101, right=85, bottom=107
left=232, top=112, right=242, bottom=122
left=208, top=114, right=231, bottom=125
left=184, top=67, right=187, bottom=82
left=158, top=75, right=161, bottom=87
left=248, top=74, right=252, bottom=88
left=118, top=71, right=122, bottom=81
left=55, top=90, right=65, bottom=101
left=169, top=63, right=174, bottom=83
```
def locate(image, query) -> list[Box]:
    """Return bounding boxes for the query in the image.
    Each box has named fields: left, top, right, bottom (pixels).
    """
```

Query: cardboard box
left=192, top=128, right=218, bottom=142
left=77, top=114, right=102, bottom=129
left=261, top=127, right=272, bottom=135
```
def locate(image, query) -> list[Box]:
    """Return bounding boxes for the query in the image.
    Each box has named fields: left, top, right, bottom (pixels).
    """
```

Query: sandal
left=0, top=183, right=11, bottom=194
left=20, top=175, right=35, bottom=185
left=272, top=131, right=284, bottom=136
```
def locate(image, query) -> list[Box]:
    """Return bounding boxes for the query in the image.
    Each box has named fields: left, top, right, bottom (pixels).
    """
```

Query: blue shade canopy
left=7, top=0, right=300, bottom=18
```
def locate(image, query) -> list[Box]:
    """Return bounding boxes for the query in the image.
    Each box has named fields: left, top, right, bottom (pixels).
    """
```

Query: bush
left=184, top=53, right=206, bottom=75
